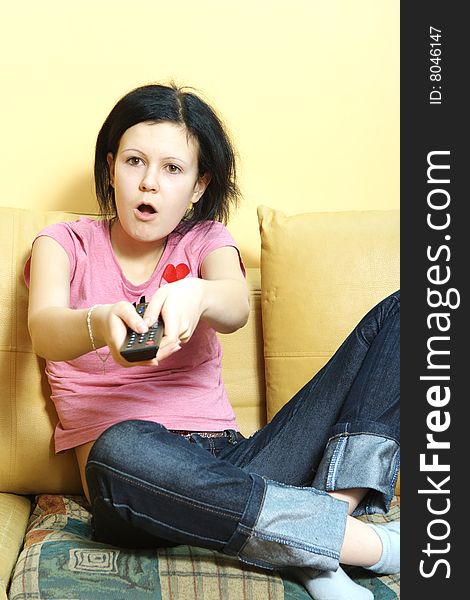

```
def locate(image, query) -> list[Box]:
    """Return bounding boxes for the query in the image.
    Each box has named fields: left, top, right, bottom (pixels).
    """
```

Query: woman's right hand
left=91, top=301, right=151, bottom=367
left=93, top=301, right=180, bottom=367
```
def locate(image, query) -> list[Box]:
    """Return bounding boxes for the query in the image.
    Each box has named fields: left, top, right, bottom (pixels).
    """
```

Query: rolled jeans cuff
left=312, top=425, right=400, bottom=516
left=233, top=479, right=348, bottom=571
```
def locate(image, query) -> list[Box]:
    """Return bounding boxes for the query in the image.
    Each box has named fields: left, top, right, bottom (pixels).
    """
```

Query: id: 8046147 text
left=429, top=26, right=443, bottom=105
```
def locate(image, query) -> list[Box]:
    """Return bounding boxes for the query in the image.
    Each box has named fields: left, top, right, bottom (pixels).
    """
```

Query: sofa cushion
left=8, top=494, right=400, bottom=599
left=0, top=208, right=86, bottom=495
left=8, top=495, right=289, bottom=600
left=257, top=206, right=400, bottom=421
left=219, top=268, right=266, bottom=437
left=0, top=494, right=31, bottom=595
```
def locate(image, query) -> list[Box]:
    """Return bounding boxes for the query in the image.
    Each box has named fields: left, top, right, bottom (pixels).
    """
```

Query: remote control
left=120, top=297, right=164, bottom=362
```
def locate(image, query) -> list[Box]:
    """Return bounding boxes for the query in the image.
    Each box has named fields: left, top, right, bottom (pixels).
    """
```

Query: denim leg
left=219, top=291, right=400, bottom=515
left=86, top=420, right=348, bottom=571
left=311, top=293, right=400, bottom=514
left=86, top=421, right=263, bottom=550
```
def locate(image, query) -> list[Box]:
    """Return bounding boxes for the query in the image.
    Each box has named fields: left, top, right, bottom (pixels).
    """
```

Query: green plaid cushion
left=9, top=495, right=399, bottom=599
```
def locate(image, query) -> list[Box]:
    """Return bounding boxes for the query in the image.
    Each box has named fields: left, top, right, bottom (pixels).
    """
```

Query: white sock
left=367, top=521, right=400, bottom=574
left=294, top=565, right=373, bottom=600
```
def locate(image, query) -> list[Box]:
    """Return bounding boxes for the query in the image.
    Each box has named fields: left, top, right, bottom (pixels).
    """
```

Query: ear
left=191, top=172, right=212, bottom=204
left=107, top=153, right=115, bottom=187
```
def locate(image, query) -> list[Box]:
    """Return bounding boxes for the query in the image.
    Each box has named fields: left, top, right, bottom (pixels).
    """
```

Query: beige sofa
left=0, top=205, right=400, bottom=600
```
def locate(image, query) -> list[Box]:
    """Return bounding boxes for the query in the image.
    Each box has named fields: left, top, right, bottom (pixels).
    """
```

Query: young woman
left=26, top=83, right=400, bottom=600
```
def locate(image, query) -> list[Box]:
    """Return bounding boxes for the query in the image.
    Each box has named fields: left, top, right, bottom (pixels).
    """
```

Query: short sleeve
left=23, top=221, right=84, bottom=287
left=188, top=221, right=246, bottom=278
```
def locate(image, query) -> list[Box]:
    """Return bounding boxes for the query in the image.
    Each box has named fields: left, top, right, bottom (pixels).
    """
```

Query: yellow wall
left=1, top=0, right=398, bottom=266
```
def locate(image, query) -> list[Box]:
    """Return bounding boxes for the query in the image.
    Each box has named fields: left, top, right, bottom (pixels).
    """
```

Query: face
left=107, top=121, right=210, bottom=245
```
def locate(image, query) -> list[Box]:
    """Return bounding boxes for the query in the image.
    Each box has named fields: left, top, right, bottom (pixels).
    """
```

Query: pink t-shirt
left=24, top=217, right=245, bottom=452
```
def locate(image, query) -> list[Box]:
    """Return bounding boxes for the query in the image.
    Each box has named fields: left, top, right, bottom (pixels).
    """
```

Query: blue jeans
left=86, top=291, right=400, bottom=571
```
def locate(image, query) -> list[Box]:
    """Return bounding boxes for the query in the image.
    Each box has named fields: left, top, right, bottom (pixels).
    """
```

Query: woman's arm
left=28, top=236, right=148, bottom=362
left=28, top=236, right=90, bottom=360
left=200, top=245, right=250, bottom=333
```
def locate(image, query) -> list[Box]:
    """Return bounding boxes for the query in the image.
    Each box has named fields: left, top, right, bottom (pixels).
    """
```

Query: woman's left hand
left=143, top=278, right=205, bottom=362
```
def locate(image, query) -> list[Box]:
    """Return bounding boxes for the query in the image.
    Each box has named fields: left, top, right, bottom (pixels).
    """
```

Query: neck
left=109, top=219, right=167, bottom=285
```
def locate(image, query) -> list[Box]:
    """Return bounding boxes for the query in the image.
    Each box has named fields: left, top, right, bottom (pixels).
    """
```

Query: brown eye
left=166, top=164, right=182, bottom=174
left=127, top=157, right=143, bottom=166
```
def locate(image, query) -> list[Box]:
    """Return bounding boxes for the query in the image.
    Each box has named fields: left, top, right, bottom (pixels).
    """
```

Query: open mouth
left=137, top=203, right=156, bottom=215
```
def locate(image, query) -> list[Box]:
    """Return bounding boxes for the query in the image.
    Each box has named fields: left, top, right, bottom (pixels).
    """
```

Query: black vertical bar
left=401, top=2, right=466, bottom=598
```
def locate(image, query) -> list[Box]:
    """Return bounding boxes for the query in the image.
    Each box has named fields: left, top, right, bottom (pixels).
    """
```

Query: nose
left=139, top=169, right=159, bottom=193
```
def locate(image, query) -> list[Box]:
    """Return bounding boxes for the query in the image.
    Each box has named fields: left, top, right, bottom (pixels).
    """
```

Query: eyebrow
left=120, top=148, right=189, bottom=165
left=120, top=147, right=146, bottom=156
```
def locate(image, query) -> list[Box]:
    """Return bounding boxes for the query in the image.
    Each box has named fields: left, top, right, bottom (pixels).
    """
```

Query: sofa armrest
left=0, top=493, right=31, bottom=595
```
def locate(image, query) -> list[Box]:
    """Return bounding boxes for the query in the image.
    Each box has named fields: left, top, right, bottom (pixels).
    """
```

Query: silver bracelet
left=86, top=304, right=110, bottom=372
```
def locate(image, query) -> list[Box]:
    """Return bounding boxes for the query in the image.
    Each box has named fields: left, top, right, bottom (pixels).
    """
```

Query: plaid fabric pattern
left=8, top=495, right=400, bottom=599
left=158, top=545, right=283, bottom=600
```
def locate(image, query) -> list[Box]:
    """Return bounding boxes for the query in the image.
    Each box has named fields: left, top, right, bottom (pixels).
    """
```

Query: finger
left=156, top=338, right=181, bottom=362
left=178, top=327, right=192, bottom=343
left=143, top=290, right=166, bottom=329
left=116, top=334, right=180, bottom=365
left=157, top=304, right=183, bottom=345
left=115, top=301, right=148, bottom=334
left=107, top=303, right=149, bottom=365
left=158, top=331, right=182, bottom=353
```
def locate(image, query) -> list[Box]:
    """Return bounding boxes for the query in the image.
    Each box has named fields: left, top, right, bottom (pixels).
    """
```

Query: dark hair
left=94, top=83, right=240, bottom=226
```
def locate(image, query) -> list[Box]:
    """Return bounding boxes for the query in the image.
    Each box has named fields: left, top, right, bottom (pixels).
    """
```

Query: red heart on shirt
left=162, top=263, right=190, bottom=283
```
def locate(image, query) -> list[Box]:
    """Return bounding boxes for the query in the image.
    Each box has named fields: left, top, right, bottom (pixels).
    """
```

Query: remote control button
left=120, top=302, right=162, bottom=362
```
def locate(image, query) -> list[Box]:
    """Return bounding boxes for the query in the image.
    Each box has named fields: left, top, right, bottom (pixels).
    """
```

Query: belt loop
left=226, top=429, right=237, bottom=444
